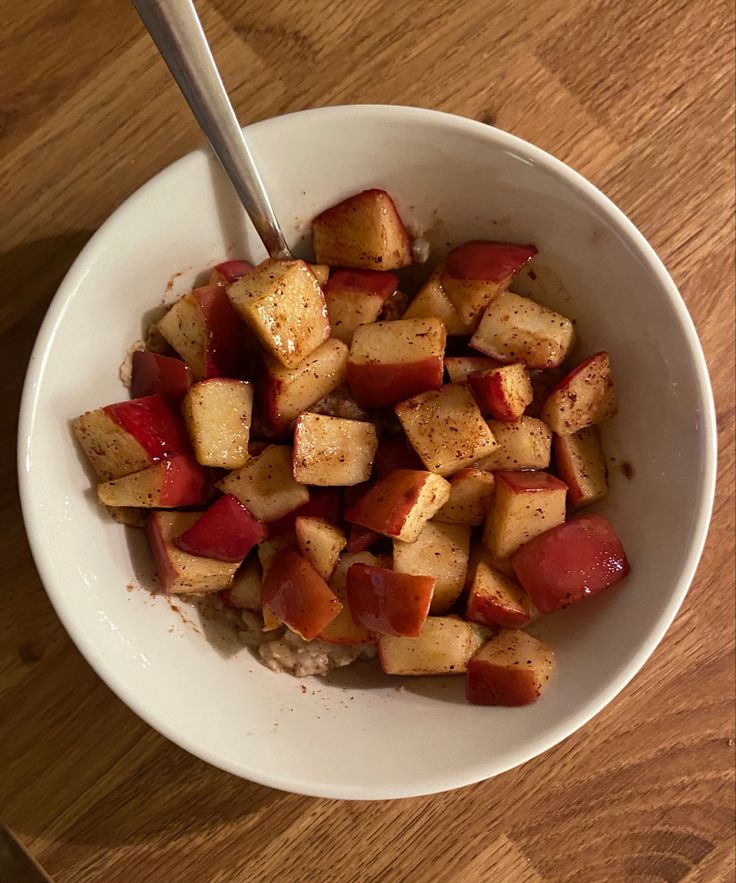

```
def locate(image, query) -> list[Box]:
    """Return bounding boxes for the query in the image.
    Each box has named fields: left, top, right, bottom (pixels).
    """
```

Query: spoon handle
left=132, top=0, right=293, bottom=260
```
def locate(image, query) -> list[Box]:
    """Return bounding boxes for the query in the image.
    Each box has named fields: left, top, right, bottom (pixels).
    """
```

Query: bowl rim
left=17, top=104, right=718, bottom=800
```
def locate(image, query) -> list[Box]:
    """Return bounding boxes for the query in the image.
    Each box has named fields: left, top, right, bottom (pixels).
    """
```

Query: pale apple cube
left=293, top=413, right=378, bottom=486
left=393, top=521, right=471, bottom=613
left=217, top=445, right=309, bottom=521
left=182, top=379, right=253, bottom=469
left=475, top=417, right=552, bottom=471
left=434, top=467, right=495, bottom=525
left=378, top=617, right=482, bottom=675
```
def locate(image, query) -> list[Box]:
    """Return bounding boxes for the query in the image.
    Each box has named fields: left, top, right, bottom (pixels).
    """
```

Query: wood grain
left=1, top=0, right=734, bottom=880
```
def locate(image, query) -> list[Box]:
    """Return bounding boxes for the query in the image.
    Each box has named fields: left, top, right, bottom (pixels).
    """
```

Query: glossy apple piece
left=441, top=241, right=537, bottom=324
left=130, top=351, right=192, bottom=404
left=209, top=259, right=254, bottom=286
left=554, top=426, right=608, bottom=508
left=344, top=469, right=451, bottom=543
left=216, top=445, right=309, bottom=522
left=347, top=317, right=446, bottom=408
left=312, top=188, right=412, bottom=270
left=475, top=416, right=552, bottom=472
left=295, top=516, right=346, bottom=580
left=324, top=269, right=399, bottom=343
left=267, top=487, right=341, bottom=536
left=466, top=559, right=532, bottom=628
left=378, top=616, right=486, bottom=675
left=466, top=630, right=554, bottom=706
left=261, top=548, right=342, bottom=640
left=318, top=551, right=381, bottom=645
left=372, top=435, right=423, bottom=479
left=172, top=494, right=267, bottom=563
left=292, top=413, right=378, bottom=486
left=542, top=352, right=618, bottom=435
left=104, top=394, right=191, bottom=461
left=434, top=467, right=495, bottom=526
left=147, top=511, right=239, bottom=594
left=403, top=265, right=477, bottom=335
left=182, top=379, right=253, bottom=469
left=96, top=454, right=207, bottom=508
left=511, top=514, right=630, bottom=613
left=444, top=355, right=500, bottom=383
left=468, top=363, right=533, bottom=422
left=346, top=563, right=434, bottom=637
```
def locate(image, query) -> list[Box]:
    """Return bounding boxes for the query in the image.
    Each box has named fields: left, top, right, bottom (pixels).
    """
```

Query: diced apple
left=312, top=188, right=412, bottom=270
left=220, top=556, right=262, bottom=610
left=541, top=352, right=618, bottom=435
left=483, top=470, right=567, bottom=560
left=372, top=434, right=423, bottom=479
left=468, top=363, right=533, bottom=421
left=347, top=564, right=434, bottom=636
left=511, top=514, right=629, bottom=613
left=378, top=616, right=483, bottom=675
left=182, top=379, right=253, bottom=469
left=318, top=551, right=381, bottom=645
left=73, top=394, right=190, bottom=480
left=259, top=338, right=348, bottom=433
left=466, top=630, right=554, bottom=706
left=324, top=269, right=398, bottom=343
left=441, top=241, right=538, bottom=324
left=258, top=533, right=296, bottom=576
left=445, top=355, right=500, bottom=383
left=554, top=426, right=608, bottom=508
left=346, top=524, right=382, bottom=552
left=470, top=291, right=575, bottom=368
left=395, top=383, right=497, bottom=476
left=308, top=383, right=370, bottom=423
left=475, top=416, right=552, bottom=471
left=172, top=494, right=267, bottom=562
left=227, top=259, right=330, bottom=369
left=209, top=259, right=254, bottom=286
left=97, top=454, right=207, bottom=508
left=146, top=511, right=239, bottom=594
left=295, top=516, right=347, bottom=580
left=157, top=284, right=244, bottom=378
left=344, top=469, right=451, bottom=542
left=393, top=521, right=471, bottom=613
left=403, top=265, right=477, bottom=335
left=216, top=445, right=310, bottom=521
left=266, top=487, right=341, bottom=536
left=434, top=467, right=495, bottom=525
left=347, top=317, right=446, bottom=408
left=261, top=547, right=342, bottom=640
left=130, top=351, right=192, bottom=404
left=466, top=558, right=531, bottom=628
left=292, top=413, right=378, bottom=486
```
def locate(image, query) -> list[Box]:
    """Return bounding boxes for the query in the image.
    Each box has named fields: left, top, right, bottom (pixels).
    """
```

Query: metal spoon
left=132, top=0, right=293, bottom=260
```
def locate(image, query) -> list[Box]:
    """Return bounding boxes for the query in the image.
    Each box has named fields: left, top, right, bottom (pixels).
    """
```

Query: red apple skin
left=157, top=455, right=209, bottom=506
left=346, top=524, right=382, bottom=553
left=210, top=260, right=254, bottom=286
left=372, top=435, right=423, bottom=478
left=173, top=494, right=267, bottom=562
left=346, top=563, right=434, bottom=636
left=343, top=470, right=428, bottom=537
left=467, top=371, right=515, bottom=421
left=325, top=268, right=399, bottom=300
left=261, top=548, right=342, bottom=640
left=511, top=514, right=630, bottom=613
left=347, top=358, right=444, bottom=409
left=103, top=394, right=191, bottom=461
left=444, top=241, right=537, bottom=282
left=266, top=487, right=341, bottom=536
left=466, top=590, right=530, bottom=629
left=191, top=284, right=244, bottom=378
left=131, top=351, right=192, bottom=404
left=465, top=659, right=542, bottom=706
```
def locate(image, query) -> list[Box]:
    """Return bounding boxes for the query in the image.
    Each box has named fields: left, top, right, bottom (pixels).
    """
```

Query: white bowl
left=18, top=106, right=716, bottom=800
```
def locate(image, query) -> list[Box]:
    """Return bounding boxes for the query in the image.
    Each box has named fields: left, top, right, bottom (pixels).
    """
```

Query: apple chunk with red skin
left=468, top=363, right=533, bottom=422
left=511, top=514, right=629, bottom=613
left=347, top=563, right=435, bottom=636
left=157, top=284, right=244, bottom=379
left=96, top=454, right=207, bottom=508
left=344, top=469, right=451, bottom=542
left=227, top=259, right=330, bottom=369
left=182, top=379, right=253, bottom=469
left=209, top=259, right=253, bottom=286
left=395, top=383, right=497, bottom=477
left=471, top=291, right=575, bottom=369
left=324, top=269, right=398, bottom=344
left=466, top=630, right=554, bottom=706
left=293, top=413, right=378, bottom=486
left=554, top=426, right=608, bottom=508
left=172, top=494, right=267, bottom=563
left=347, top=317, right=446, bottom=409
left=466, top=556, right=532, bottom=628
left=261, top=547, right=342, bottom=640
left=147, top=511, right=239, bottom=594
left=444, top=356, right=500, bottom=383
left=483, top=470, right=567, bottom=561
left=73, top=394, right=190, bottom=480
left=131, top=351, right=192, bottom=404
left=542, top=352, right=618, bottom=435
left=318, top=551, right=383, bottom=645
left=312, top=188, right=412, bottom=270
left=403, top=265, right=477, bottom=335
left=441, top=241, right=538, bottom=324
left=260, top=338, right=348, bottom=433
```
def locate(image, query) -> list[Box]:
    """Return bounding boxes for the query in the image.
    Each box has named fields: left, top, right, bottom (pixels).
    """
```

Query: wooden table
left=2, top=0, right=734, bottom=880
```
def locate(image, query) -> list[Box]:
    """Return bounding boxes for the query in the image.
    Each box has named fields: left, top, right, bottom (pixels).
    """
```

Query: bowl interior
left=19, top=106, right=715, bottom=799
